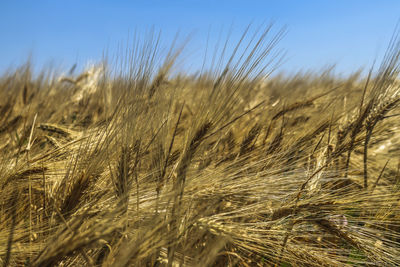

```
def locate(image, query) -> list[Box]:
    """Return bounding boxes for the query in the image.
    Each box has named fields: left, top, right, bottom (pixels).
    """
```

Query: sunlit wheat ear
left=239, top=123, right=261, bottom=156
left=59, top=171, right=92, bottom=218
left=363, top=93, right=400, bottom=188
left=44, top=135, right=61, bottom=148
left=305, top=151, right=327, bottom=194
left=179, top=122, right=212, bottom=174
left=168, top=121, right=212, bottom=264
left=2, top=166, right=47, bottom=189
left=114, top=145, right=132, bottom=200
left=366, top=94, right=400, bottom=130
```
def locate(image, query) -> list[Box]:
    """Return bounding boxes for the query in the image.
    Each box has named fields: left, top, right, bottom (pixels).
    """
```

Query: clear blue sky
left=1, top=0, right=400, bottom=75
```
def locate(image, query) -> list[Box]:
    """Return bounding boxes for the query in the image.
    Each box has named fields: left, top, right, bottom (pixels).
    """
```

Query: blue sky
left=1, top=0, right=400, bottom=75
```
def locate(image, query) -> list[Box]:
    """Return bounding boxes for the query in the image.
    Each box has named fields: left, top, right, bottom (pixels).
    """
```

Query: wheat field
left=1, top=27, right=400, bottom=266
